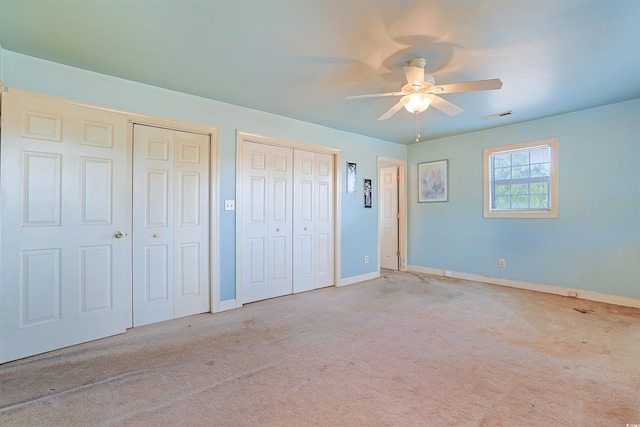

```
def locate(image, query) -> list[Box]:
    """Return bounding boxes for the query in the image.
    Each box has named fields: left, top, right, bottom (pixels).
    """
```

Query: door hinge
left=396, top=213, right=400, bottom=219
left=396, top=251, right=400, bottom=256
left=396, top=175, right=401, bottom=181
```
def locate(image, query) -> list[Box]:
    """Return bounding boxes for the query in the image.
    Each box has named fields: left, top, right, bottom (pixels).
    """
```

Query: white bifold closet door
left=0, top=90, right=130, bottom=363
left=293, top=150, right=334, bottom=292
left=132, top=124, right=210, bottom=326
left=241, top=142, right=294, bottom=303
left=240, top=141, right=334, bottom=304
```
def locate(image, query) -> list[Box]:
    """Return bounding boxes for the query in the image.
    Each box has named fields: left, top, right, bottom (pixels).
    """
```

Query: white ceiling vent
left=484, top=110, right=513, bottom=120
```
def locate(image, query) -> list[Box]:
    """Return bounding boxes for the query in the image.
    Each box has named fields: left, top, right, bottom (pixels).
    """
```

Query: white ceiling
left=1, top=0, right=639, bottom=144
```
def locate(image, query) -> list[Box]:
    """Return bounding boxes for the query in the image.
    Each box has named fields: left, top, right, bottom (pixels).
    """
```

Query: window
left=483, top=137, right=558, bottom=218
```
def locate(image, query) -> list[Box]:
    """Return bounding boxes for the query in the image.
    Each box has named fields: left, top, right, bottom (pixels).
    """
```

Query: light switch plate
left=224, top=200, right=235, bottom=211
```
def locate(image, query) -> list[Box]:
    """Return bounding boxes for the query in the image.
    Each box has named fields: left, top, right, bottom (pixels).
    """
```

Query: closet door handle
left=276, top=228, right=280, bottom=232
left=114, top=231, right=125, bottom=239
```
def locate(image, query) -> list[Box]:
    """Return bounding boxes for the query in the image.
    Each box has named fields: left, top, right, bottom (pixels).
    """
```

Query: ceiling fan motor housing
left=403, top=74, right=435, bottom=93
left=408, top=58, right=427, bottom=68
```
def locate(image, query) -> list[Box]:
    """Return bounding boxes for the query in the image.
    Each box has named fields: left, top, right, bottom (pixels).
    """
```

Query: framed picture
left=418, top=160, right=448, bottom=202
left=347, top=161, right=357, bottom=194
left=363, top=178, right=372, bottom=208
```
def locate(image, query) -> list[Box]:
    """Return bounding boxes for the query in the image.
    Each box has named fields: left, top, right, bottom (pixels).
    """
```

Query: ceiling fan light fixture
left=401, top=93, right=434, bottom=114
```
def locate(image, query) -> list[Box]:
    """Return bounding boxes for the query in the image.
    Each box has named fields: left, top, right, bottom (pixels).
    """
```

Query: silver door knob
left=114, top=231, right=124, bottom=239
left=153, top=233, right=160, bottom=238
left=276, top=228, right=280, bottom=232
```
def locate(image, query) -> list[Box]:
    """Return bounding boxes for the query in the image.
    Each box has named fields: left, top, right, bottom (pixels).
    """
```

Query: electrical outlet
left=498, top=259, right=506, bottom=268
left=364, top=255, right=369, bottom=263
left=224, top=200, right=235, bottom=211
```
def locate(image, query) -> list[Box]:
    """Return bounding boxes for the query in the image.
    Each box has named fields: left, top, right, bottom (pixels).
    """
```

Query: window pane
left=512, top=165, right=529, bottom=179
left=495, top=184, right=510, bottom=196
left=512, top=152, right=529, bottom=166
left=493, top=153, right=511, bottom=168
left=530, top=194, right=549, bottom=209
left=530, top=182, right=548, bottom=194
left=495, top=196, right=510, bottom=209
left=530, top=164, right=550, bottom=177
left=511, top=183, right=529, bottom=196
left=512, top=196, right=529, bottom=209
left=494, top=166, right=511, bottom=180
left=530, top=147, right=550, bottom=164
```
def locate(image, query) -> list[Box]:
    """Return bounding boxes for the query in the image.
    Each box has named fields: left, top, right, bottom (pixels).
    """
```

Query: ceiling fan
left=344, top=58, right=503, bottom=121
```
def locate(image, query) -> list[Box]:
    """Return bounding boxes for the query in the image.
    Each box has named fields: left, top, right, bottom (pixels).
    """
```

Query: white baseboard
left=218, top=299, right=239, bottom=312
left=407, top=265, right=640, bottom=309
left=339, top=271, right=380, bottom=287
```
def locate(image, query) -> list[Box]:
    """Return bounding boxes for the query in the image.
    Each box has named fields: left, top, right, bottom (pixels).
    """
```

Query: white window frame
left=483, top=137, right=558, bottom=219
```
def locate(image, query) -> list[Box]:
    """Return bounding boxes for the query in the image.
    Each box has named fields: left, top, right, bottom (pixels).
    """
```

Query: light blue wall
left=3, top=49, right=638, bottom=301
left=408, top=99, right=640, bottom=298
left=0, top=50, right=406, bottom=301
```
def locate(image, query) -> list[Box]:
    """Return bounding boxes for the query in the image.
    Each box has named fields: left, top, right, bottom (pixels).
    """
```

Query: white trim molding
left=483, top=137, right=559, bottom=219
left=339, top=271, right=380, bottom=287
left=408, top=265, right=640, bottom=309
left=6, top=86, right=222, bottom=321
left=377, top=156, right=408, bottom=273
left=218, top=299, right=240, bottom=312
left=235, top=130, right=342, bottom=305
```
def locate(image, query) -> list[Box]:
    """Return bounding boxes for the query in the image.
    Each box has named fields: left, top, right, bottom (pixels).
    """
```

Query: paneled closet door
left=0, top=91, right=131, bottom=363
left=293, top=150, right=334, bottom=292
left=313, top=152, right=334, bottom=289
left=293, top=150, right=316, bottom=293
left=173, top=130, right=210, bottom=318
left=241, top=142, right=293, bottom=303
left=132, top=125, right=210, bottom=327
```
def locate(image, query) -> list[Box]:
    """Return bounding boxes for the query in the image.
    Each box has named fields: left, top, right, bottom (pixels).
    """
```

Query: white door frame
left=131, top=125, right=212, bottom=326
left=127, top=117, right=219, bottom=325
left=377, top=156, right=408, bottom=273
left=5, top=89, right=222, bottom=319
left=0, top=88, right=131, bottom=362
left=235, top=130, right=341, bottom=308
left=0, top=87, right=220, bottom=360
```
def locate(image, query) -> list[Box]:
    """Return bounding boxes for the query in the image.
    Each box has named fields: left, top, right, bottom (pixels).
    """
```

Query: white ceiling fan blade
left=430, top=95, right=464, bottom=116
left=344, top=91, right=406, bottom=100
left=403, top=66, right=424, bottom=89
left=377, top=99, right=405, bottom=120
left=430, top=78, right=503, bottom=94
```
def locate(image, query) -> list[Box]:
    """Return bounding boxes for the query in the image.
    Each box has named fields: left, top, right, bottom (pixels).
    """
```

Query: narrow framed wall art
left=363, top=178, right=372, bottom=208
left=347, top=161, right=357, bottom=194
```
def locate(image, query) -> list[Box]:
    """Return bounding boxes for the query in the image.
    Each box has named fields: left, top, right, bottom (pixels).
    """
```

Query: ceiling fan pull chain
left=415, top=112, right=421, bottom=142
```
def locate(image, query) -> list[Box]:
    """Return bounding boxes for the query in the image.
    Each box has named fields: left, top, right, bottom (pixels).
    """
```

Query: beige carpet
left=1, top=271, right=638, bottom=426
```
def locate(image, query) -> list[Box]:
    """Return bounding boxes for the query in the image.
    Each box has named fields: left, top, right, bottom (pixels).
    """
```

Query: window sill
left=483, top=209, right=558, bottom=219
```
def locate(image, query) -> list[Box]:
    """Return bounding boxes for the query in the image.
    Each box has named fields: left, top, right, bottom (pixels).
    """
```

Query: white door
left=132, top=125, right=210, bottom=326
left=0, top=90, right=130, bottom=363
left=241, top=142, right=293, bottom=303
left=290, top=149, right=336, bottom=294
left=293, top=150, right=315, bottom=293
left=173, top=130, right=211, bottom=318
left=379, top=166, right=399, bottom=270
left=312, top=151, right=334, bottom=289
